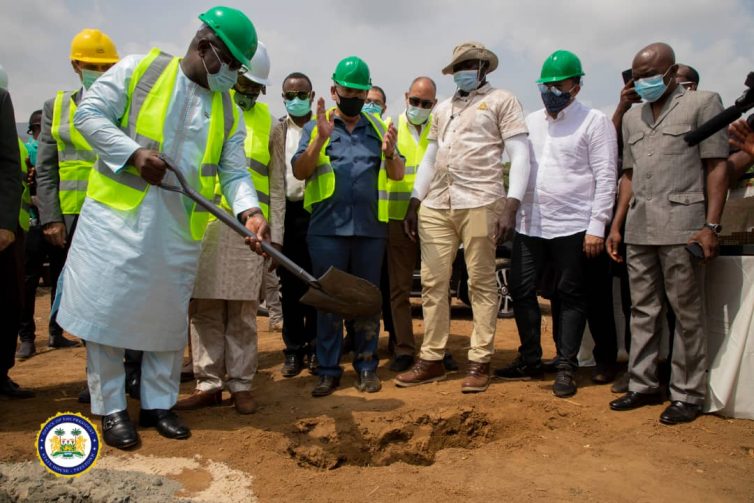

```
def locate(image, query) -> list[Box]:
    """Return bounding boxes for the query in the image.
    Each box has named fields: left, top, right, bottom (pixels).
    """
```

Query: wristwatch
left=241, top=208, right=263, bottom=224
left=703, top=222, right=722, bottom=234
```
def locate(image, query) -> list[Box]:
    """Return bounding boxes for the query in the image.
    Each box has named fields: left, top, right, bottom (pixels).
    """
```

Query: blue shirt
left=293, top=114, right=389, bottom=238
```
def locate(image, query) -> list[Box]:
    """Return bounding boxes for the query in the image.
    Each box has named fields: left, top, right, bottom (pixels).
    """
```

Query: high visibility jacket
left=86, top=48, right=239, bottom=240
left=216, top=99, right=272, bottom=219
left=303, top=108, right=389, bottom=222
left=386, top=113, right=432, bottom=220
left=51, top=90, right=96, bottom=215
left=17, top=138, right=30, bottom=231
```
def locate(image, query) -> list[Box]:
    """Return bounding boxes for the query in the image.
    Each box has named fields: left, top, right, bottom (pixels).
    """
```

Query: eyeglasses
left=283, top=91, right=311, bottom=101
left=408, top=96, right=434, bottom=109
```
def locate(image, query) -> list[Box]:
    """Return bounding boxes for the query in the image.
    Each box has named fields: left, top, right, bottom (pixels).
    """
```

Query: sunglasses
left=408, top=96, right=434, bottom=109
left=283, top=91, right=311, bottom=101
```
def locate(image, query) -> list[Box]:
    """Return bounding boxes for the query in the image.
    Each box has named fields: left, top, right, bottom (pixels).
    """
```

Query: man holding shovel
left=57, top=7, right=268, bottom=449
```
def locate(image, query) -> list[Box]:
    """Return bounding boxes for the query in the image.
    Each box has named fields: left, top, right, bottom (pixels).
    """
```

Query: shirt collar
left=286, top=114, right=305, bottom=130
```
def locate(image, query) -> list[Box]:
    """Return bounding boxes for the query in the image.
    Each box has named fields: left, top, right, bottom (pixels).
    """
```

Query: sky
left=2, top=0, right=754, bottom=128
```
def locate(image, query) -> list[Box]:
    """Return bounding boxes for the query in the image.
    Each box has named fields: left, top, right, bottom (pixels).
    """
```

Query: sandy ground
left=1, top=289, right=753, bottom=502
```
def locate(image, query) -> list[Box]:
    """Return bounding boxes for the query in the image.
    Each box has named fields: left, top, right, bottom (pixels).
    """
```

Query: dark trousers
left=19, top=224, right=66, bottom=339
left=1, top=229, right=24, bottom=379
left=551, top=252, right=618, bottom=367
left=280, top=200, right=317, bottom=357
left=308, top=234, right=386, bottom=377
left=510, top=231, right=588, bottom=371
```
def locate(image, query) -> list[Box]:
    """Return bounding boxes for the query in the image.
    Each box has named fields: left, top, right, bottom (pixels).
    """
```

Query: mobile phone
left=685, top=242, right=704, bottom=260
left=622, top=69, right=633, bottom=85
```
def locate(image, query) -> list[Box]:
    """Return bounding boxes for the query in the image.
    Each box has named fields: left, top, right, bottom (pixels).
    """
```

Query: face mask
left=285, top=97, right=311, bottom=117
left=25, top=138, right=38, bottom=166
left=634, top=72, right=668, bottom=103
left=362, top=102, right=383, bottom=116
left=336, top=92, right=365, bottom=117
left=234, top=92, right=257, bottom=111
left=453, top=69, right=480, bottom=92
left=203, top=44, right=239, bottom=92
left=81, top=69, right=104, bottom=89
left=406, top=105, right=431, bottom=125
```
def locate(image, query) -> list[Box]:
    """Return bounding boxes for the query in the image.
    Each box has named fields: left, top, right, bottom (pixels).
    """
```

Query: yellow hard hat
left=70, top=29, right=119, bottom=64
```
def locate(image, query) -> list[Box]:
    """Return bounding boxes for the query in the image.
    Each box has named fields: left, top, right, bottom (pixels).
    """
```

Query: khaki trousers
left=626, top=244, right=707, bottom=404
left=190, top=298, right=258, bottom=393
left=418, top=201, right=502, bottom=363
left=388, top=220, right=419, bottom=356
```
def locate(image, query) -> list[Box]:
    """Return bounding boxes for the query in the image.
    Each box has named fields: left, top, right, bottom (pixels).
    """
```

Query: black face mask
left=336, top=92, right=365, bottom=117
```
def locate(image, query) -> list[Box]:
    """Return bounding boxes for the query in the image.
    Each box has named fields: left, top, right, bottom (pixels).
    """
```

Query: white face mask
left=406, top=105, right=431, bottom=125
left=202, top=44, right=239, bottom=92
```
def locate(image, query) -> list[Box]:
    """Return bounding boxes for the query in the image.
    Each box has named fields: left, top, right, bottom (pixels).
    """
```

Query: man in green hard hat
left=58, top=6, right=269, bottom=449
left=495, top=50, right=618, bottom=399
left=292, top=56, right=405, bottom=397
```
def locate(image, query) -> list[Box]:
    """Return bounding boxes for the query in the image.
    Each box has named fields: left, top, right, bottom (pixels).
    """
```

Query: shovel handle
left=158, top=156, right=319, bottom=287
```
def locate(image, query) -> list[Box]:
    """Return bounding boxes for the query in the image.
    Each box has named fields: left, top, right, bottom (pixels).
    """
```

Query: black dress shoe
left=281, top=353, right=303, bottom=378
left=610, top=391, right=663, bottom=411
left=139, top=409, right=191, bottom=439
left=389, top=355, right=415, bottom=372
left=355, top=370, right=382, bottom=393
left=15, top=340, right=36, bottom=360
left=660, top=401, right=702, bottom=425
left=0, top=378, right=35, bottom=399
left=48, top=333, right=80, bottom=349
left=102, top=411, right=139, bottom=449
left=311, top=375, right=340, bottom=397
left=442, top=352, right=459, bottom=372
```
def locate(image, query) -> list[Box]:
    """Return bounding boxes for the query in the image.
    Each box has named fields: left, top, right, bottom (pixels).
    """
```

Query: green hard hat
left=332, top=56, right=371, bottom=90
left=537, top=50, right=585, bottom=84
left=199, top=6, right=257, bottom=68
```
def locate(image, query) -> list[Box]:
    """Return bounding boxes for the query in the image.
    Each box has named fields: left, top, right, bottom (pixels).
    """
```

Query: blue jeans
left=308, top=235, right=386, bottom=377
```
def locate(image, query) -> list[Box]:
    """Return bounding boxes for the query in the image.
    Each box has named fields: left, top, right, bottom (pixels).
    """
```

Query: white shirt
left=284, top=115, right=306, bottom=201
left=517, top=100, right=617, bottom=239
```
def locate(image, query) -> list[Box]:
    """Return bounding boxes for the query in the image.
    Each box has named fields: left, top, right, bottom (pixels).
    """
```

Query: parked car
left=411, top=241, right=514, bottom=318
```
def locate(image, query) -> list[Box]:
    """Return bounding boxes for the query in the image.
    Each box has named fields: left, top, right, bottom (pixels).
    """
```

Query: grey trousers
left=626, top=244, right=707, bottom=404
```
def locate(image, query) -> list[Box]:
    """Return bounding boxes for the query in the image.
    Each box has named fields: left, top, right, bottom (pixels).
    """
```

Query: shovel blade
left=299, top=266, right=381, bottom=319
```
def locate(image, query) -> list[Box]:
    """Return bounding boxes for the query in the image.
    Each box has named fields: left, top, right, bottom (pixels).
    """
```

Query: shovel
left=157, top=156, right=381, bottom=319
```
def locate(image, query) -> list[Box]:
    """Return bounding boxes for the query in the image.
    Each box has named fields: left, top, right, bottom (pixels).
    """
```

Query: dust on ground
left=1, top=289, right=753, bottom=502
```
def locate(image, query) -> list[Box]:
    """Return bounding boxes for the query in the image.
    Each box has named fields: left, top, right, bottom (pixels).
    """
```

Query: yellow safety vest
left=86, top=48, right=239, bottom=240
left=303, top=107, right=389, bottom=222
left=50, top=90, right=96, bottom=215
left=216, top=98, right=272, bottom=220
left=387, top=113, right=431, bottom=220
left=17, top=138, right=30, bottom=231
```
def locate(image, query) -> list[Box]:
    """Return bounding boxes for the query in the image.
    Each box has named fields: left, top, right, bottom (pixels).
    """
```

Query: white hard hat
left=243, top=41, right=270, bottom=86
left=0, top=64, right=8, bottom=90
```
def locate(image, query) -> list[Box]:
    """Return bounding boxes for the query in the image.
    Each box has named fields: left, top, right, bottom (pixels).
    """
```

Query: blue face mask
left=453, top=69, right=480, bottom=92
left=362, top=102, right=383, bottom=116
left=81, top=69, right=103, bottom=90
left=634, top=73, right=668, bottom=103
left=406, top=105, right=431, bottom=126
left=285, top=97, right=311, bottom=117
left=203, top=44, right=239, bottom=92
left=25, top=138, right=38, bottom=166
left=537, top=83, right=576, bottom=115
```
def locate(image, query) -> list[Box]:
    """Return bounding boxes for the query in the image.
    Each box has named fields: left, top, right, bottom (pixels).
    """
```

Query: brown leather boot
left=173, top=388, right=222, bottom=410
left=394, top=359, right=446, bottom=387
left=461, top=362, right=490, bottom=393
left=231, top=390, right=257, bottom=415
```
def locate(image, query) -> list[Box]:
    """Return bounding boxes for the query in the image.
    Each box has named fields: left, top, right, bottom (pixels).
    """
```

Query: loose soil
left=1, top=289, right=753, bottom=502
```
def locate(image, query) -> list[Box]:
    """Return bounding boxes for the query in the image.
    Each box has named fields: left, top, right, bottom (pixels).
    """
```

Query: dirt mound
left=287, top=406, right=495, bottom=469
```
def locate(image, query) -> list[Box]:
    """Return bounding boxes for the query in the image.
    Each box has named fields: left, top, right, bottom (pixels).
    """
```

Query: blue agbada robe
left=57, top=54, right=258, bottom=352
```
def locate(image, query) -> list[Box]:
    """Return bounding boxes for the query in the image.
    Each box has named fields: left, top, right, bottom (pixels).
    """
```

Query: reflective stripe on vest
left=386, top=113, right=431, bottom=220
left=51, top=90, right=96, bottom=215
left=303, top=108, right=389, bottom=223
left=17, top=138, right=31, bottom=231
left=86, top=47, right=239, bottom=240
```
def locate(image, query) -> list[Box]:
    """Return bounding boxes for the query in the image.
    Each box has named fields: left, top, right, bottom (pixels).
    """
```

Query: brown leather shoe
left=231, top=390, right=257, bottom=415
left=461, top=362, right=490, bottom=393
left=394, top=359, right=446, bottom=387
left=173, top=388, right=222, bottom=410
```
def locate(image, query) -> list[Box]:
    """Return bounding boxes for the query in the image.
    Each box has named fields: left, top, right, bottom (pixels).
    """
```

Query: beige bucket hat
left=442, top=41, right=499, bottom=75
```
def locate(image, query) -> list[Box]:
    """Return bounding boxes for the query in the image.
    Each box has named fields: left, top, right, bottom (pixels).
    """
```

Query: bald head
left=632, top=42, right=676, bottom=76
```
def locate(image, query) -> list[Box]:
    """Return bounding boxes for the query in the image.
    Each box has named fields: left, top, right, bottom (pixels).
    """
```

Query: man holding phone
left=606, top=42, right=728, bottom=425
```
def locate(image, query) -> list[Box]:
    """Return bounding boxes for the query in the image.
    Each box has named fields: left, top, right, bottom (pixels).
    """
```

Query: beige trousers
left=190, top=298, right=258, bottom=393
left=418, top=201, right=502, bottom=363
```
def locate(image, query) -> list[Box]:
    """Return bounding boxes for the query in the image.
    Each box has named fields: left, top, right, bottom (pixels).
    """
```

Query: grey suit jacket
left=35, top=89, right=82, bottom=229
left=622, top=86, right=729, bottom=245
left=0, top=88, right=21, bottom=232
